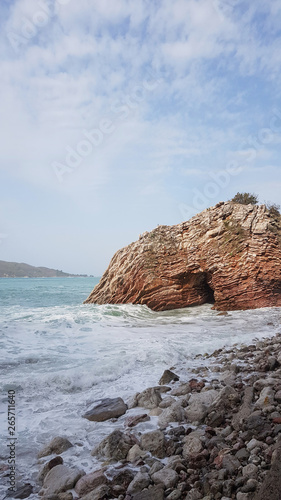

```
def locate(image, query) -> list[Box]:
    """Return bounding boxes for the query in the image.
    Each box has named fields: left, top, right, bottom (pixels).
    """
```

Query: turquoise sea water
left=1, top=278, right=281, bottom=497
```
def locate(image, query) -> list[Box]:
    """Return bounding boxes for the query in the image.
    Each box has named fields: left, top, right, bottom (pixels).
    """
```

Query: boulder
left=255, top=387, right=275, bottom=407
left=41, top=465, right=83, bottom=496
left=182, top=432, right=203, bottom=459
left=75, top=469, right=108, bottom=496
left=130, top=485, right=164, bottom=500
left=127, top=471, right=150, bottom=494
left=125, top=413, right=150, bottom=427
left=151, top=467, right=179, bottom=489
left=127, top=444, right=147, bottom=462
left=79, top=485, right=110, bottom=500
left=135, top=387, right=162, bottom=409
left=158, top=401, right=185, bottom=428
left=158, top=370, right=179, bottom=385
left=140, top=430, right=166, bottom=458
left=92, top=430, right=135, bottom=461
left=84, top=202, right=281, bottom=312
left=83, top=397, right=127, bottom=421
left=38, top=437, right=73, bottom=458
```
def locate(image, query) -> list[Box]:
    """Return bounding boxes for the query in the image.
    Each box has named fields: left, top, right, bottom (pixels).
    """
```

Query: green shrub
left=230, top=192, right=258, bottom=205
left=265, top=201, right=280, bottom=218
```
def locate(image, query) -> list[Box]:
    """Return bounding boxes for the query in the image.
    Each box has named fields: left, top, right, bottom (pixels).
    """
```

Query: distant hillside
left=0, top=260, right=89, bottom=278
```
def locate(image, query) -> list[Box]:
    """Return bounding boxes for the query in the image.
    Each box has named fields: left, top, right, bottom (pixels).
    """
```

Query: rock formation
left=84, top=202, right=281, bottom=311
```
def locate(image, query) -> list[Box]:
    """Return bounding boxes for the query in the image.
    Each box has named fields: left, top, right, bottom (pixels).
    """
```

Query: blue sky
left=1, top=0, right=281, bottom=275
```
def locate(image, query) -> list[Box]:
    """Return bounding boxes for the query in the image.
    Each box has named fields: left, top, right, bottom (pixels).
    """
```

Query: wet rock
left=134, top=387, right=162, bottom=409
left=166, top=489, right=182, bottom=500
left=75, top=469, right=108, bottom=496
left=170, top=383, right=191, bottom=396
left=255, top=387, right=275, bottom=407
left=158, top=402, right=185, bottom=428
left=185, top=488, right=203, bottom=499
left=159, top=396, right=175, bottom=408
left=189, top=379, right=205, bottom=392
left=232, top=386, right=254, bottom=430
left=41, top=465, right=83, bottom=496
left=149, top=461, right=164, bottom=475
left=242, top=464, right=258, bottom=478
left=151, top=467, right=179, bottom=489
left=125, top=414, right=150, bottom=427
left=130, top=485, right=164, bottom=499
left=140, top=430, right=166, bottom=458
left=38, top=437, right=73, bottom=458
left=83, top=397, right=127, bottom=422
left=159, top=370, right=179, bottom=385
left=185, top=390, right=218, bottom=424
left=38, top=456, right=64, bottom=484
left=92, top=430, right=135, bottom=461
left=221, top=455, right=241, bottom=475
left=182, top=432, right=203, bottom=459
left=127, top=444, right=147, bottom=462
left=127, top=471, right=150, bottom=494
left=10, top=483, right=33, bottom=499
left=274, top=390, right=281, bottom=403
left=79, top=485, right=110, bottom=500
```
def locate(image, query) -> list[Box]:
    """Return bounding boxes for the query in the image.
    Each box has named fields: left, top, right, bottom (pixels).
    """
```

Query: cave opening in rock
left=204, top=280, right=215, bottom=304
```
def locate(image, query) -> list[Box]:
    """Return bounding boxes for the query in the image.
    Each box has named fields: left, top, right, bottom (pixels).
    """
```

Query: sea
left=1, top=277, right=281, bottom=497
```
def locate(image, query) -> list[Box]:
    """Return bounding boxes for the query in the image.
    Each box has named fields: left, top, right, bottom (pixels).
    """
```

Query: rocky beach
left=13, top=331, right=281, bottom=500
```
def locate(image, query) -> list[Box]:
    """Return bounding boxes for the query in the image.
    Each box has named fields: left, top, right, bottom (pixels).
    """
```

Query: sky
left=1, top=0, right=281, bottom=276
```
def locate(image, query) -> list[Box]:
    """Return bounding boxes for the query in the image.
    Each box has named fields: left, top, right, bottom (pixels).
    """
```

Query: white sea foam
left=1, top=278, right=281, bottom=497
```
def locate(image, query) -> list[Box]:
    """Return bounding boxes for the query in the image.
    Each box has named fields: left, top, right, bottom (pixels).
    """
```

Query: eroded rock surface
left=84, top=202, right=281, bottom=311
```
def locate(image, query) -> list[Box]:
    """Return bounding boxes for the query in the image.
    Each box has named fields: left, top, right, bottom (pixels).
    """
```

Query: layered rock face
left=84, top=202, right=281, bottom=311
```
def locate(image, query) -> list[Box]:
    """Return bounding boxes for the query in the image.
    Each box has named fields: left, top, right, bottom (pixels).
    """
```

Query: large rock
left=185, top=389, right=219, bottom=424
left=151, top=467, right=179, bottom=489
left=75, top=469, right=108, bottom=496
left=41, top=464, right=83, bottom=496
left=140, top=430, right=166, bottom=458
left=158, top=370, right=179, bottom=385
left=38, top=437, right=73, bottom=458
left=158, top=401, right=185, bottom=428
left=82, top=397, right=127, bottom=421
left=84, top=202, right=281, bottom=312
left=134, top=387, right=162, bottom=409
left=91, top=430, right=135, bottom=461
left=130, top=485, right=164, bottom=500
left=79, top=485, right=110, bottom=500
left=127, top=471, right=150, bottom=494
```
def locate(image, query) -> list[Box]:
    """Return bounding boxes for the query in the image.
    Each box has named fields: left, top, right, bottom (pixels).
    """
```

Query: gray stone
left=41, top=465, right=83, bottom=496
left=38, top=437, right=73, bottom=458
left=79, top=485, right=110, bottom=500
left=151, top=467, right=178, bottom=489
left=242, top=464, right=258, bottom=478
left=75, top=469, right=107, bottom=496
left=91, top=430, right=134, bottom=460
left=159, top=396, right=175, bottom=408
left=221, top=455, right=240, bottom=475
left=127, top=471, right=150, bottom=494
left=130, top=485, right=164, bottom=500
left=83, top=397, right=127, bottom=421
left=135, top=387, right=162, bottom=409
left=185, top=489, right=203, bottom=500
left=185, top=389, right=218, bottom=423
left=158, top=401, right=185, bottom=428
left=170, top=383, right=191, bottom=396
left=11, top=483, right=33, bottom=499
left=140, top=430, right=166, bottom=458
left=182, top=432, right=203, bottom=459
left=159, top=370, right=179, bottom=385
left=127, top=444, right=147, bottom=462
left=255, top=387, right=274, bottom=407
